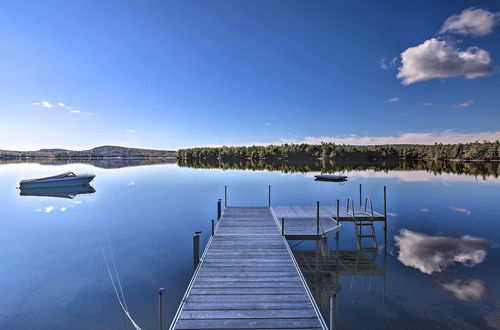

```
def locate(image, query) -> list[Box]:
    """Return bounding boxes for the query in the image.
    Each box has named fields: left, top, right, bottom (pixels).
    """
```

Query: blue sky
left=0, top=0, right=499, bottom=150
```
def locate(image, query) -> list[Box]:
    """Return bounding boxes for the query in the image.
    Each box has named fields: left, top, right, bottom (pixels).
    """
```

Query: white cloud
left=439, top=278, right=488, bottom=302
left=43, top=206, right=54, bottom=213
left=388, top=97, right=400, bottom=102
left=32, top=101, right=53, bottom=109
left=420, top=208, right=430, bottom=213
left=450, top=206, right=472, bottom=216
left=388, top=212, right=399, bottom=217
left=60, top=207, right=67, bottom=212
left=423, top=102, right=432, bottom=106
left=397, top=38, right=494, bottom=85
left=454, top=100, right=474, bottom=108
left=69, top=110, right=81, bottom=114
left=379, top=57, right=398, bottom=70
left=58, top=102, right=65, bottom=107
left=485, top=313, right=500, bottom=329
left=125, top=129, right=135, bottom=133
left=395, top=229, right=489, bottom=274
left=287, top=130, right=500, bottom=145
left=127, top=181, right=135, bottom=186
left=440, top=8, right=499, bottom=36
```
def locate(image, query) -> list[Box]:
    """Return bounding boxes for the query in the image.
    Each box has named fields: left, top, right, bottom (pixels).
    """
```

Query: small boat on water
left=19, top=172, right=95, bottom=190
left=314, top=174, right=347, bottom=182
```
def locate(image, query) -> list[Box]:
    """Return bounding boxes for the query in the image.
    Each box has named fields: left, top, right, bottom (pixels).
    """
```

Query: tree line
left=178, top=141, right=500, bottom=161
left=178, top=158, right=499, bottom=178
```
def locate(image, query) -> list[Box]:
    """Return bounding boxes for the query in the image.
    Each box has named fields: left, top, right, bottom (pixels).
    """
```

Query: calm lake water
left=0, top=160, right=499, bottom=329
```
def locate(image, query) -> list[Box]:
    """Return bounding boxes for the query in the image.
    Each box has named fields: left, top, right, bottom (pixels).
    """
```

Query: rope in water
left=100, top=240, right=142, bottom=330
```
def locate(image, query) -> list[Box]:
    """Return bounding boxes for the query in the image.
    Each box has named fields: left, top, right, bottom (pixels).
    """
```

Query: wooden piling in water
left=192, top=231, right=201, bottom=270
left=217, top=199, right=222, bottom=220
left=158, top=288, right=165, bottom=330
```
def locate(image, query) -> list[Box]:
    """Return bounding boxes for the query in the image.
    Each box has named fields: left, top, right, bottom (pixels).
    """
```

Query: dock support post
left=224, top=185, right=227, bottom=207
left=281, top=218, right=284, bottom=236
left=268, top=185, right=271, bottom=207
left=217, top=199, right=222, bottom=220
left=383, top=186, right=387, bottom=252
left=211, top=219, right=215, bottom=236
left=193, top=231, right=201, bottom=270
left=158, top=288, right=165, bottom=330
left=329, top=291, right=337, bottom=330
left=359, top=184, right=362, bottom=208
left=316, top=201, right=320, bottom=235
left=336, top=199, right=340, bottom=249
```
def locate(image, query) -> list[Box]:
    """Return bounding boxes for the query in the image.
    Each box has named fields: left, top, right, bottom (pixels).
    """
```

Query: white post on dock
left=158, top=288, right=165, bottom=330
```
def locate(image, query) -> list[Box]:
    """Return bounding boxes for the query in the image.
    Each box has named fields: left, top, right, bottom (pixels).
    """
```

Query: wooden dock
left=170, top=206, right=328, bottom=330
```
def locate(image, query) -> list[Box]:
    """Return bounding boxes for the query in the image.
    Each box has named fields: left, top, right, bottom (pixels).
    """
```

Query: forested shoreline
left=178, top=158, right=500, bottom=178
left=178, top=142, right=500, bottom=161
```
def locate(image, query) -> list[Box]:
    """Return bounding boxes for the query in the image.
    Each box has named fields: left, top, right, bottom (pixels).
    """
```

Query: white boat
left=19, top=172, right=95, bottom=190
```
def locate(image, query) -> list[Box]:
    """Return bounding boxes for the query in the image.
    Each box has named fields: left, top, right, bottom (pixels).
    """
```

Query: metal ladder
left=347, top=197, right=377, bottom=250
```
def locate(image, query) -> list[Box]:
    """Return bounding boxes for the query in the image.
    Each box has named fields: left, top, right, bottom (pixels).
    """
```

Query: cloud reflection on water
left=395, top=229, right=489, bottom=274
left=439, top=278, right=488, bottom=302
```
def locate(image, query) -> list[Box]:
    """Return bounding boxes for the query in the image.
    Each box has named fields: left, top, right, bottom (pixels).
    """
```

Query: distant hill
left=0, top=145, right=176, bottom=159
left=38, top=148, right=71, bottom=153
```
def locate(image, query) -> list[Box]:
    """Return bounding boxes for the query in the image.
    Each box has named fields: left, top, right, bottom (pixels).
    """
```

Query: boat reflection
left=20, top=185, right=96, bottom=199
left=293, top=240, right=387, bottom=329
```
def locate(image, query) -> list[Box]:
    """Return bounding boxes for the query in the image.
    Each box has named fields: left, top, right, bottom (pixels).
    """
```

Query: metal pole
left=359, top=184, right=362, bottom=208
left=383, top=186, right=387, bottom=252
left=316, top=201, right=320, bottom=235
left=224, top=185, right=227, bottom=207
left=211, top=219, right=214, bottom=236
left=281, top=218, right=285, bottom=236
left=336, top=198, right=340, bottom=250
left=330, top=291, right=337, bottom=330
left=158, top=288, right=165, bottom=330
left=217, top=199, right=222, bottom=220
left=193, top=231, right=201, bottom=270
left=268, top=185, right=271, bottom=207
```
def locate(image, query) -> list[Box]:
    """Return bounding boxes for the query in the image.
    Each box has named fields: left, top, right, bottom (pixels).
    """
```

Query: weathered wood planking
left=271, top=205, right=385, bottom=220
left=170, top=207, right=327, bottom=330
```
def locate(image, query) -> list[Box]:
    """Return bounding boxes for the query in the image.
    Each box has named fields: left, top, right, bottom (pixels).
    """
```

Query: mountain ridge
left=0, top=145, right=177, bottom=159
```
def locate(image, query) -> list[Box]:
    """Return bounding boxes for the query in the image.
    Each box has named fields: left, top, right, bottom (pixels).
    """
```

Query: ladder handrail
left=364, top=197, right=375, bottom=218
left=346, top=197, right=356, bottom=219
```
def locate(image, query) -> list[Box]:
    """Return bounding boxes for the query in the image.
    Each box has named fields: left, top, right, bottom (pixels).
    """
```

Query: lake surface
left=0, top=160, right=499, bottom=329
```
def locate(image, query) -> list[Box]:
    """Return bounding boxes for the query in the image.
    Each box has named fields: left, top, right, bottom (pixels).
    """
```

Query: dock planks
left=271, top=205, right=385, bottom=220
left=170, top=207, right=327, bottom=330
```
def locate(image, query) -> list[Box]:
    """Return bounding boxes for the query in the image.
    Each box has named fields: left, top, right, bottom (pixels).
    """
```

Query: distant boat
left=20, top=185, right=96, bottom=199
left=314, top=174, right=347, bottom=182
left=19, top=172, right=95, bottom=189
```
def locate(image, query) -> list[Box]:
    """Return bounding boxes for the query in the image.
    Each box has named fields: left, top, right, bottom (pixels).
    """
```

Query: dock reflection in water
left=20, top=185, right=96, bottom=199
left=293, top=239, right=386, bottom=329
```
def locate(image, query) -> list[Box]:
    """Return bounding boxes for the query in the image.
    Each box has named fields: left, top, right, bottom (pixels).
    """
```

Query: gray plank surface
left=170, top=206, right=327, bottom=330
left=271, top=205, right=385, bottom=220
